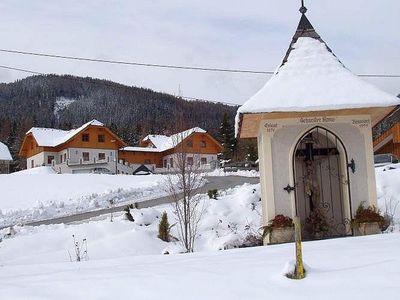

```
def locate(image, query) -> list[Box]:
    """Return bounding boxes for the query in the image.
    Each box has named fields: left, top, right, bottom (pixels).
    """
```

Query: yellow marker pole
left=294, top=216, right=305, bottom=279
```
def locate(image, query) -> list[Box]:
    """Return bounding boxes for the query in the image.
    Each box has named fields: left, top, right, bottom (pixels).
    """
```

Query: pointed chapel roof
left=237, top=6, right=399, bottom=121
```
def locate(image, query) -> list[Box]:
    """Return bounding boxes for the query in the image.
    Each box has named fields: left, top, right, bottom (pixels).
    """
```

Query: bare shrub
left=68, top=234, right=88, bottom=262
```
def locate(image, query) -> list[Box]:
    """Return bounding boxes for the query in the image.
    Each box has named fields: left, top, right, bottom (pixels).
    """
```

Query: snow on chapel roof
left=0, top=142, right=12, bottom=161
left=237, top=7, right=400, bottom=116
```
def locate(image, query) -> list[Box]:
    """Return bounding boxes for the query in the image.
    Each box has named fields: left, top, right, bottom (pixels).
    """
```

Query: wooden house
left=373, top=107, right=400, bottom=157
left=19, top=121, right=222, bottom=174
left=19, top=120, right=126, bottom=174
left=119, top=127, right=222, bottom=172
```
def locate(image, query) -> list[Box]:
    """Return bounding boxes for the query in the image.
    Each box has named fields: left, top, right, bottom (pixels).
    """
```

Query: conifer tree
left=158, top=212, right=170, bottom=242
left=218, top=112, right=236, bottom=161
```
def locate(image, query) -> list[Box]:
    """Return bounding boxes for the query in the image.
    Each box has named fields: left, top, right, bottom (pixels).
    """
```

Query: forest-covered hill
left=0, top=75, right=238, bottom=170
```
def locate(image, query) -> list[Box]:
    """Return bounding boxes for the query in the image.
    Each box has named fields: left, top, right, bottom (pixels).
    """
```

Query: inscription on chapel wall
left=352, top=119, right=370, bottom=128
left=264, top=123, right=278, bottom=133
left=299, top=116, right=336, bottom=124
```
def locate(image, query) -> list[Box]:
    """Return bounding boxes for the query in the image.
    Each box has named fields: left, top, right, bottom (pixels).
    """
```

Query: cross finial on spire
left=299, top=0, right=307, bottom=14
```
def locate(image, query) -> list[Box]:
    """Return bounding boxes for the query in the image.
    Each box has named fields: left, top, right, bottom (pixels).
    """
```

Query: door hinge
left=347, top=158, right=356, bottom=174
left=284, top=184, right=296, bottom=194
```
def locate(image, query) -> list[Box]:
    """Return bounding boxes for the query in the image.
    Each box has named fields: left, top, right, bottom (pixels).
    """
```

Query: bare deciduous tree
left=165, top=132, right=205, bottom=252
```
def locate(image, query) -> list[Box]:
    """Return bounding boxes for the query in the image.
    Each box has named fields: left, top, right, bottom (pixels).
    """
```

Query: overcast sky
left=0, top=0, right=399, bottom=105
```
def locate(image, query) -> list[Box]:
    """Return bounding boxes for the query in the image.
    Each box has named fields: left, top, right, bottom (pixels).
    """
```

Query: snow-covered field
left=0, top=167, right=174, bottom=227
left=1, top=230, right=399, bottom=299
left=0, top=183, right=262, bottom=265
left=0, top=167, right=399, bottom=299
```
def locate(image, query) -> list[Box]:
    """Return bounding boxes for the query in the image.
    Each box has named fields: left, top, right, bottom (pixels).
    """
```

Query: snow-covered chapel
left=236, top=4, right=400, bottom=242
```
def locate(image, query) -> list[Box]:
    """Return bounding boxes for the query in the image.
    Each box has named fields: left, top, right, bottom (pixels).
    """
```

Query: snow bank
left=0, top=172, right=172, bottom=227
left=11, top=166, right=56, bottom=175
left=375, top=167, right=400, bottom=226
left=0, top=183, right=262, bottom=266
left=205, top=168, right=259, bottom=178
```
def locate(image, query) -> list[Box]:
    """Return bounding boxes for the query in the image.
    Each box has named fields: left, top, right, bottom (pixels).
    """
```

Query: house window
left=200, top=140, right=206, bottom=148
left=201, top=157, right=207, bottom=165
left=82, top=133, right=90, bottom=142
left=187, top=157, right=194, bottom=165
left=31, top=160, right=34, bottom=168
left=47, top=155, right=54, bottom=164
left=144, top=159, right=151, bottom=164
left=60, top=155, right=63, bottom=163
left=186, top=139, right=193, bottom=147
left=64, top=153, right=67, bottom=162
left=98, top=134, right=105, bottom=143
left=170, top=158, right=173, bottom=168
left=82, top=152, right=90, bottom=161
left=98, top=153, right=106, bottom=160
left=163, top=159, right=167, bottom=168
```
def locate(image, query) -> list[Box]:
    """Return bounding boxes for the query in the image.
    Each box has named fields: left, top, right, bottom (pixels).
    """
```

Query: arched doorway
left=292, top=126, right=352, bottom=240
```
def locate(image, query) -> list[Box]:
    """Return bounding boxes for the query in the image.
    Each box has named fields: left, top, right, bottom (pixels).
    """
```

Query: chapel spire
left=281, top=2, right=331, bottom=66
left=299, top=0, right=307, bottom=14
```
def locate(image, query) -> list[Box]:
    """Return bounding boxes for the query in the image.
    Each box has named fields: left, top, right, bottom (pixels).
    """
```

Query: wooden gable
left=20, top=124, right=127, bottom=158
left=167, top=132, right=222, bottom=155
left=61, top=125, right=126, bottom=150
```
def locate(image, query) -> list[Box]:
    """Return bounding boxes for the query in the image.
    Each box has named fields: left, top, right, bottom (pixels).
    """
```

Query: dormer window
left=82, top=133, right=90, bottom=142
left=98, top=134, right=105, bottom=143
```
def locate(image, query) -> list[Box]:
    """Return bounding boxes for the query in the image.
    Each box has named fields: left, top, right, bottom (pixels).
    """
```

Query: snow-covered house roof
left=142, top=134, right=171, bottom=150
left=0, top=142, right=12, bottom=161
left=236, top=8, right=400, bottom=136
left=27, top=120, right=105, bottom=147
left=123, top=127, right=207, bottom=153
left=120, top=146, right=162, bottom=153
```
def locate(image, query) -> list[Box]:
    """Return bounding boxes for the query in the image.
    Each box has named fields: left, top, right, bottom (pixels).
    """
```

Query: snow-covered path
left=1, top=233, right=398, bottom=300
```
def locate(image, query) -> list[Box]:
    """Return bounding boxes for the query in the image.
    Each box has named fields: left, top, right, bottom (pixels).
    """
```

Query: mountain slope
left=0, top=75, right=238, bottom=169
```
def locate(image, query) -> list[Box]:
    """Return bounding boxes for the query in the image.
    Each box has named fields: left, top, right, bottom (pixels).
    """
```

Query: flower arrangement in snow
left=352, top=203, right=384, bottom=235
left=262, top=215, right=295, bottom=244
left=262, top=214, right=294, bottom=239
left=353, top=203, right=384, bottom=225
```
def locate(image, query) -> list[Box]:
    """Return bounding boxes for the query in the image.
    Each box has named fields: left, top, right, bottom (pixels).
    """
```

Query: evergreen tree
left=158, top=212, right=170, bottom=242
left=6, top=121, right=20, bottom=172
left=218, top=112, right=236, bottom=161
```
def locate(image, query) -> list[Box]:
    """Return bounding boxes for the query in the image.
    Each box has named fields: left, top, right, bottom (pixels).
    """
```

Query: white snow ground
left=0, top=183, right=262, bottom=265
left=0, top=231, right=399, bottom=299
left=0, top=168, right=399, bottom=299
